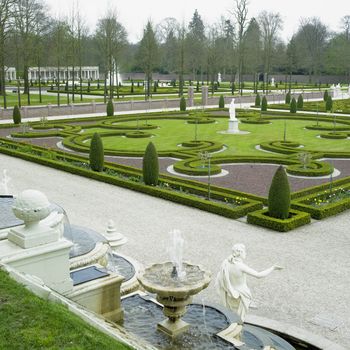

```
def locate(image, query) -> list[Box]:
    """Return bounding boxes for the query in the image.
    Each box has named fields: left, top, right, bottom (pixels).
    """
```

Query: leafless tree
left=230, top=0, right=249, bottom=95
left=0, top=0, right=15, bottom=108
left=258, top=11, right=283, bottom=92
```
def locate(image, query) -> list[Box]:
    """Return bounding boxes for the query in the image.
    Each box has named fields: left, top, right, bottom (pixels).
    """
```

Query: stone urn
left=137, top=261, right=211, bottom=337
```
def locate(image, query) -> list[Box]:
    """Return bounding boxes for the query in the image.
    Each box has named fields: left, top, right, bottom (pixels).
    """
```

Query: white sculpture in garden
left=216, top=243, right=283, bottom=323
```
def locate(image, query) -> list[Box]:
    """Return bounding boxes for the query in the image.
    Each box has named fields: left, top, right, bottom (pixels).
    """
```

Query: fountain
left=0, top=169, right=11, bottom=195
left=137, top=230, right=211, bottom=337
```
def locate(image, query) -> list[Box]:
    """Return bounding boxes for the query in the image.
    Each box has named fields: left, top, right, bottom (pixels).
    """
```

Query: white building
left=5, top=67, right=16, bottom=80
left=28, top=66, right=99, bottom=81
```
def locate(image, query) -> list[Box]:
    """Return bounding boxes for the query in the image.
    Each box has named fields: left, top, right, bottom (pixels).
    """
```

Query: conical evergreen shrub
left=261, top=96, right=267, bottom=111
left=106, top=99, right=114, bottom=116
left=219, top=95, right=225, bottom=108
left=323, top=90, right=328, bottom=102
left=290, top=97, right=297, bottom=113
left=13, top=105, right=21, bottom=124
left=89, top=133, right=104, bottom=172
left=180, top=96, right=186, bottom=111
left=326, top=95, right=333, bottom=112
left=255, top=93, right=261, bottom=107
left=285, top=92, right=291, bottom=104
left=268, top=165, right=291, bottom=219
left=143, top=142, right=159, bottom=186
left=297, top=94, right=303, bottom=109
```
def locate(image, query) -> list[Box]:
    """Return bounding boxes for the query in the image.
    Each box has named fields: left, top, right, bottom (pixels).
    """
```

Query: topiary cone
left=13, top=105, right=21, bottom=124
left=255, top=93, right=261, bottom=107
left=268, top=165, right=291, bottom=219
left=261, top=96, right=267, bottom=111
left=89, top=133, right=104, bottom=172
left=290, top=97, right=297, bottom=113
left=219, top=94, right=225, bottom=108
left=143, top=142, right=159, bottom=185
left=106, top=99, right=114, bottom=116
left=180, top=96, right=186, bottom=111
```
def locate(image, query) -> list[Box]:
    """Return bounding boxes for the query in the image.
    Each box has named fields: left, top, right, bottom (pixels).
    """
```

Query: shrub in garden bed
left=247, top=208, right=311, bottom=232
left=319, top=132, right=348, bottom=139
left=187, top=118, right=215, bottom=124
left=125, top=131, right=152, bottom=138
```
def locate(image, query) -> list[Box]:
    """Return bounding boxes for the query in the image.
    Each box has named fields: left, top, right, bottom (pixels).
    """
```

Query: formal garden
left=1, top=104, right=349, bottom=232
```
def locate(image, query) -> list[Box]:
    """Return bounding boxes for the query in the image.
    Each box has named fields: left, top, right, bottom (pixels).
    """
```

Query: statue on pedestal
left=216, top=243, right=283, bottom=323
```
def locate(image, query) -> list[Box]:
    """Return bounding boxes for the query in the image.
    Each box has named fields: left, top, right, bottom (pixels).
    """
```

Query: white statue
left=218, top=72, right=222, bottom=83
left=271, top=77, right=275, bottom=87
left=216, top=243, right=283, bottom=323
left=229, top=98, right=236, bottom=121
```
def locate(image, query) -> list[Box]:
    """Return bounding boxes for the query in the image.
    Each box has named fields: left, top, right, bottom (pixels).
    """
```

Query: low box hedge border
left=0, top=138, right=262, bottom=220
left=319, top=133, right=348, bottom=139
left=247, top=208, right=311, bottom=232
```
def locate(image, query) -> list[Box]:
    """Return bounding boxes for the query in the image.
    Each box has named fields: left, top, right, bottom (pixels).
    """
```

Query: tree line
left=0, top=0, right=349, bottom=107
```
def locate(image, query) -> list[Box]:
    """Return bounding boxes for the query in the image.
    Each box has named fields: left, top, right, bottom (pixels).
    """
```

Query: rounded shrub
left=323, top=90, right=328, bottom=102
left=285, top=92, right=291, bottom=104
left=89, top=133, right=104, bottom=172
left=261, top=96, right=267, bottom=111
left=13, top=105, right=21, bottom=124
left=297, top=94, right=303, bottom=109
left=106, top=99, right=114, bottom=116
left=290, top=97, right=297, bottom=113
left=268, top=165, right=291, bottom=219
left=180, top=96, right=186, bottom=111
left=143, top=142, right=159, bottom=186
left=219, top=95, right=225, bottom=108
left=255, top=93, right=261, bottom=107
left=325, top=95, right=333, bottom=112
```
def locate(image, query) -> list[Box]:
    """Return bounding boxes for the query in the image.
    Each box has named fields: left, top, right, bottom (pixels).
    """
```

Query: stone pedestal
left=201, top=86, right=208, bottom=106
left=228, top=119, right=240, bottom=134
left=66, top=266, right=124, bottom=322
left=188, top=86, right=194, bottom=107
left=0, top=238, right=73, bottom=294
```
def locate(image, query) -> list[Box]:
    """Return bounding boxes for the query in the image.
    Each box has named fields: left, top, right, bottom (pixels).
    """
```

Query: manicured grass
left=0, top=269, right=132, bottom=350
left=0, top=93, right=104, bottom=108
left=82, top=117, right=349, bottom=156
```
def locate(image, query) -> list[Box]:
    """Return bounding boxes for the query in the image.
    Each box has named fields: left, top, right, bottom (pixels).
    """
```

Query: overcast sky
left=44, top=0, right=348, bottom=43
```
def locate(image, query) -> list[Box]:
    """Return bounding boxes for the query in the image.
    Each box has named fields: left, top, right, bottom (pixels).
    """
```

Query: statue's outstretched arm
left=239, top=263, right=282, bottom=279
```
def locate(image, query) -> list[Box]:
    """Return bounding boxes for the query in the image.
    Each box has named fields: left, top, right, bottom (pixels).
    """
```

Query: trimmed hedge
left=0, top=138, right=262, bottom=220
left=180, top=96, right=186, bottom=111
left=187, top=118, right=215, bottom=124
left=106, top=99, right=114, bottom=116
left=143, top=142, right=159, bottom=185
left=268, top=166, right=290, bottom=219
left=13, top=105, right=21, bottom=125
left=247, top=208, right=311, bottom=232
left=125, top=131, right=152, bottom=138
left=89, top=133, right=104, bottom=172
left=319, top=132, right=348, bottom=139
left=219, top=95, right=225, bottom=108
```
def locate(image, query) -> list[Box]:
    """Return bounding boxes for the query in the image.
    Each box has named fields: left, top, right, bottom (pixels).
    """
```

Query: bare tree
left=230, top=0, right=249, bottom=95
left=136, top=20, right=158, bottom=100
left=341, top=15, right=350, bottom=41
left=96, top=9, right=127, bottom=100
left=0, top=0, right=15, bottom=108
left=14, top=0, right=46, bottom=105
left=258, top=11, right=283, bottom=92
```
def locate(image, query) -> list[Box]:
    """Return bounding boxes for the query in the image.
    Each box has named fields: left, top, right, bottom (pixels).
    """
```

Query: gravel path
left=1, top=153, right=349, bottom=348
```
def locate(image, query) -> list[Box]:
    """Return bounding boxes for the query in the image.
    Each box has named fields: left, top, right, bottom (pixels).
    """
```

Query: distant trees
left=95, top=10, right=127, bottom=100
left=0, top=0, right=15, bottom=108
left=136, top=21, right=158, bottom=99
left=294, top=17, right=328, bottom=81
left=258, top=11, right=283, bottom=92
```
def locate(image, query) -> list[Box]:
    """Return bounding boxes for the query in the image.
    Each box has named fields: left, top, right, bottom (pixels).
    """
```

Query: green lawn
left=0, top=269, right=133, bottom=350
left=0, top=93, right=104, bottom=108
left=82, top=117, right=349, bottom=156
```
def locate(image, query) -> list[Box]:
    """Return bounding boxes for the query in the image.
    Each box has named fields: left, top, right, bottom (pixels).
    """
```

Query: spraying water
left=0, top=169, right=11, bottom=195
left=167, top=229, right=186, bottom=280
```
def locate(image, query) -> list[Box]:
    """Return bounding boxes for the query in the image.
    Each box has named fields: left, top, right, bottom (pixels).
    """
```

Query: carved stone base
left=217, top=322, right=245, bottom=347
left=157, top=318, right=190, bottom=337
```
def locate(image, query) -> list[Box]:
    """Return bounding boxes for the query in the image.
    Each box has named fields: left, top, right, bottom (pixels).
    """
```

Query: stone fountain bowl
left=137, top=261, right=211, bottom=298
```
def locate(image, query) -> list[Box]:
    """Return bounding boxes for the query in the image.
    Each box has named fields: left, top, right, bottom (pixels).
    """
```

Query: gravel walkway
left=1, top=153, right=349, bottom=348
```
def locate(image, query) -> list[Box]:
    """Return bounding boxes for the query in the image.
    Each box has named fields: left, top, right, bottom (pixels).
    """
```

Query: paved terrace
left=1, top=153, right=349, bottom=348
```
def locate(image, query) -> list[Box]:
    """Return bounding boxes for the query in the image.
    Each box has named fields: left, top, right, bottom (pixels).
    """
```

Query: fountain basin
left=137, top=261, right=211, bottom=337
